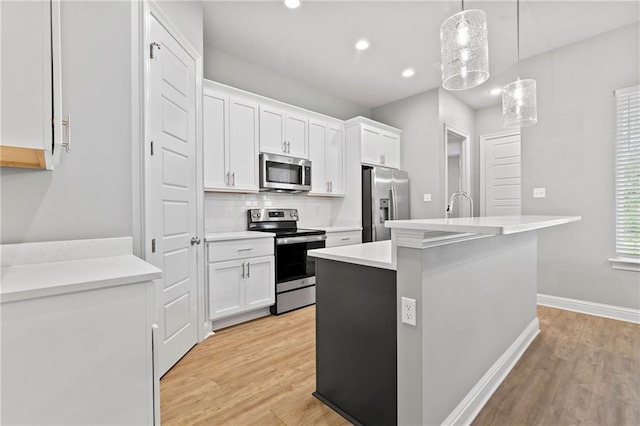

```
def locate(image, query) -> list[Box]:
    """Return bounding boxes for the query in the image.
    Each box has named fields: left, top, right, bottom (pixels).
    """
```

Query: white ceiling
left=203, top=1, right=639, bottom=110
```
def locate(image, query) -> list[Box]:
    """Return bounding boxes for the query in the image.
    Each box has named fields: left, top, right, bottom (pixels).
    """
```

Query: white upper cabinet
left=0, top=0, right=64, bottom=170
left=309, top=121, right=328, bottom=193
left=309, top=120, right=345, bottom=196
left=203, top=85, right=259, bottom=192
left=259, top=105, right=308, bottom=159
left=347, top=117, right=402, bottom=170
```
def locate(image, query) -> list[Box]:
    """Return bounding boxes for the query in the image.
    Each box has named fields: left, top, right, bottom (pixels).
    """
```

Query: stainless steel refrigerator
left=362, top=166, right=409, bottom=242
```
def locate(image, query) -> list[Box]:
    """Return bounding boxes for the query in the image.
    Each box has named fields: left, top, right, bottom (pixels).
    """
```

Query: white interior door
left=148, top=14, right=198, bottom=376
left=481, top=132, right=522, bottom=216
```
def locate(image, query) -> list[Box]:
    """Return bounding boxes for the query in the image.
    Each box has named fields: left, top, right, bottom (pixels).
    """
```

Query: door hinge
left=151, top=238, right=156, bottom=253
left=150, top=42, right=161, bottom=59
left=150, top=141, right=154, bottom=156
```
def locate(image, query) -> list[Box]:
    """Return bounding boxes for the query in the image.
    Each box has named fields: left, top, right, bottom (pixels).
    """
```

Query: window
left=610, top=85, right=640, bottom=272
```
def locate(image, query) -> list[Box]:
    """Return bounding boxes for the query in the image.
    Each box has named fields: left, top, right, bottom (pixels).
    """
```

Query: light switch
left=533, top=188, right=546, bottom=198
left=423, top=193, right=432, bottom=202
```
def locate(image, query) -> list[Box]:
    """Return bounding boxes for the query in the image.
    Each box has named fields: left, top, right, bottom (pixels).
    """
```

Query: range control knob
left=252, top=213, right=260, bottom=219
left=290, top=212, right=297, bottom=217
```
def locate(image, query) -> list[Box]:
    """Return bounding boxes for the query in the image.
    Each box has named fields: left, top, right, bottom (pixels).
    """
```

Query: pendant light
left=502, top=0, right=537, bottom=127
left=440, top=0, right=490, bottom=91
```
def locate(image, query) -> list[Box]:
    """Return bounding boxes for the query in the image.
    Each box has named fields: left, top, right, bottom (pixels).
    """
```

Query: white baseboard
left=442, top=318, right=540, bottom=426
left=537, top=293, right=640, bottom=324
left=211, top=307, right=271, bottom=331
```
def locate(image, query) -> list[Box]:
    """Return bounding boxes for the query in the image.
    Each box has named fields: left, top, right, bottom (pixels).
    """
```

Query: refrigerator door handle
left=390, top=186, right=399, bottom=220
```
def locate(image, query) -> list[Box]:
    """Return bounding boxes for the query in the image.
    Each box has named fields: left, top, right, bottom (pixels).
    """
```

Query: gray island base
left=309, top=215, right=580, bottom=426
left=313, top=258, right=397, bottom=426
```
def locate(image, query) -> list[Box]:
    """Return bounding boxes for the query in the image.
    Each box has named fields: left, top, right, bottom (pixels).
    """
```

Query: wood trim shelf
left=0, top=145, right=47, bottom=169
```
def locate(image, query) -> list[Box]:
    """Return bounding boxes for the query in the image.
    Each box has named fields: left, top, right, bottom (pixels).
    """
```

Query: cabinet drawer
left=208, top=238, right=273, bottom=263
left=326, top=231, right=362, bottom=248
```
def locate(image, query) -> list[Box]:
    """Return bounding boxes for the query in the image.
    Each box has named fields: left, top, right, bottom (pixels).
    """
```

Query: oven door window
left=275, top=240, right=325, bottom=283
left=267, top=161, right=302, bottom=185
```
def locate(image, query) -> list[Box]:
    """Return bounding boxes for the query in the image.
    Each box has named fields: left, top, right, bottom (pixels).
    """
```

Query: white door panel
left=245, top=256, right=275, bottom=309
left=149, top=14, right=198, bottom=376
left=326, top=125, right=345, bottom=194
left=209, top=260, right=245, bottom=320
left=482, top=133, right=521, bottom=216
left=259, top=106, right=285, bottom=154
left=286, top=113, right=308, bottom=158
left=309, top=120, right=327, bottom=193
left=229, top=97, right=259, bottom=190
left=203, top=93, right=228, bottom=189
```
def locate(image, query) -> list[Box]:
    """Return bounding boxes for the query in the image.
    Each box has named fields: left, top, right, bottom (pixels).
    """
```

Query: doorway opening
left=443, top=124, right=471, bottom=218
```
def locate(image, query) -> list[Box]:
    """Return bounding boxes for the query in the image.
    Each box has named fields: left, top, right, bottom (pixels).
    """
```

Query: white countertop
left=385, top=215, right=581, bottom=235
left=1, top=237, right=162, bottom=303
left=309, top=240, right=395, bottom=271
left=205, top=231, right=274, bottom=242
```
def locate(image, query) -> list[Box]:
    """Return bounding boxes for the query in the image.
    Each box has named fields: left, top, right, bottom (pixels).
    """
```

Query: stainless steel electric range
left=248, top=208, right=326, bottom=315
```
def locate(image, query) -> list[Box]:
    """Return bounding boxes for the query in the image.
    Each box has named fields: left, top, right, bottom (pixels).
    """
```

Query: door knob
left=190, top=237, right=201, bottom=245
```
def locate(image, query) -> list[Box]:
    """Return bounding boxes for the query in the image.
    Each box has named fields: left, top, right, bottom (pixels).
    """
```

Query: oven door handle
left=276, top=235, right=327, bottom=245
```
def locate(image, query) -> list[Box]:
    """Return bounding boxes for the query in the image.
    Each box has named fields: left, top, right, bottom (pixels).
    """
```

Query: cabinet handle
left=237, top=248, right=253, bottom=252
left=286, top=141, right=290, bottom=153
left=190, top=237, right=201, bottom=245
left=326, top=181, right=329, bottom=192
left=241, top=262, right=245, bottom=279
left=62, top=114, right=71, bottom=153
left=247, top=262, right=250, bottom=278
left=341, top=237, right=351, bottom=241
left=330, top=181, right=333, bottom=192
left=231, top=172, right=235, bottom=187
left=283, top=141, right=286, bottom=153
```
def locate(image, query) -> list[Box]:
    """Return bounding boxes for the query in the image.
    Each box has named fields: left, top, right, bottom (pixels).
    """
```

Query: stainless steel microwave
left=259, top=153, right=311, bottom=193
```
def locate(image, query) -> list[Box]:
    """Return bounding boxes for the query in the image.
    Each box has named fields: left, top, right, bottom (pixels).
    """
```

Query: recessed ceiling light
left=283, top=0, right=301, bottom=9
left=355, top=39, right=370, bottom=51
left=490, top=87, right=503, bottom=95
left=402, top=68, right=415, bottom=78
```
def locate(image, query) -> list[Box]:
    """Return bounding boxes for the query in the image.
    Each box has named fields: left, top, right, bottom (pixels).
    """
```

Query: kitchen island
left=309, top=215, right=580, bottom=426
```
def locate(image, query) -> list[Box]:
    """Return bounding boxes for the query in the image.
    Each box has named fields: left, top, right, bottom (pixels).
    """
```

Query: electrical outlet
left=533, top=188, right=546, bottom=198
left=401, top=297, right=417, bottom=326
left=423, top=193, right=432, bottom=202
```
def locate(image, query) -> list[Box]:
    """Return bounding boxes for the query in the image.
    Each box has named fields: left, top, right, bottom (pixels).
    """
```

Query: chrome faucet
left=446, top=191, right=474, bottom=218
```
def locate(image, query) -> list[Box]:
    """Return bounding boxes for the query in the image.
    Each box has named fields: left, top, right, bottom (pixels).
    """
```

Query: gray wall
left=371, top=89, right=441, bottom=219
left=372, top=88, right=478, bottom=219
left=203, top=47, right=371, bottom=121
left=155, top=0, right=203, bottom=55
left=1, top=1, right=133, bottom=244
left=520, top=23, right=640, bottom=310
left=0, top=1, right=204, bottom=245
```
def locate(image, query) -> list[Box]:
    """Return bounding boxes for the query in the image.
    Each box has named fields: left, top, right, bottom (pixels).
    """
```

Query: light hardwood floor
left=161, top=306, right=640, bottom=425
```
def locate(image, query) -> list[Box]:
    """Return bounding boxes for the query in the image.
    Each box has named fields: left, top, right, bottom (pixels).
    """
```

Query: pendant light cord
left=517, top=0, right=520, bottom=79
left=462, top=0, right=464, bottom=11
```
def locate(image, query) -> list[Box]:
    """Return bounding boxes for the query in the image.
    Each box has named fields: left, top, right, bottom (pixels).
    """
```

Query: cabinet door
left=209, top=260, right=245, bottom=320
left=381, top=131, right=401, bottom=169
left=309, top=120, right=328, bottom=194
left=203, top=92, right=229, bottom=190
left=244, top=256, right=275, bottom=310
left=326, top=125, right=345, bottom=195
left=1, top=0, right=61, bottom=170
left=228, top=96, right=259, bottom=191
left=259, top=105, right=286, bottom=155
left=361, top=126, right=382, bottom=166
left=285, top=112, right=308, bottom=158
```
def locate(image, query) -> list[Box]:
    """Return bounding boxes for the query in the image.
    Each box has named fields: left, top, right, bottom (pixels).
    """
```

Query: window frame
left=609, top=85, right=640, bottom=272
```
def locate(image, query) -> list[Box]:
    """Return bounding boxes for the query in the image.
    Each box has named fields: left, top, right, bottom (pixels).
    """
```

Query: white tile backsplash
left=204, top=192, right=335, bottom=232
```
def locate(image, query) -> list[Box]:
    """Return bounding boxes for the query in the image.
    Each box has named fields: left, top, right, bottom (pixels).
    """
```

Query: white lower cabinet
left=207, top=238, right=275, bottom=322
